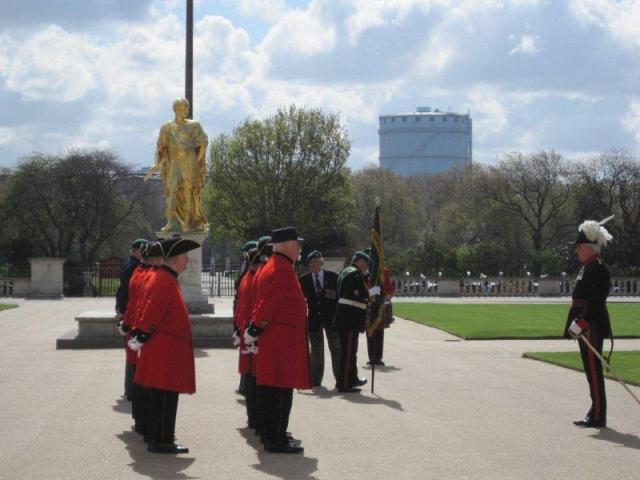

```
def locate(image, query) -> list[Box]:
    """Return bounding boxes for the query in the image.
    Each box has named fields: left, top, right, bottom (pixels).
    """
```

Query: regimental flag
left=367, top=200, right=386, bottom=337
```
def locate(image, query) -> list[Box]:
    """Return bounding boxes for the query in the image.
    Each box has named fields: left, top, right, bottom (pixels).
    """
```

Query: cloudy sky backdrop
left=0, top=0, right=638, bottom=170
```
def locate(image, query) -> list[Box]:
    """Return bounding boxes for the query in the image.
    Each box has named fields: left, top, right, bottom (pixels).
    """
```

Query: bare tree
left=484, top=150, right=571, bottom=251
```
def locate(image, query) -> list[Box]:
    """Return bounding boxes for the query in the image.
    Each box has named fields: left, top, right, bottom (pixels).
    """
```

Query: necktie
left=314, top=274, right=322, bottom=291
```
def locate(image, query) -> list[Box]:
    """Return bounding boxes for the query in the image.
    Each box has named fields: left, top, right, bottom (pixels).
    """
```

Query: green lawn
left=0, top=304, right=18, bottom=312
left=393, top=303, right=640, bottom=339
left=524, top=351, right=640, bottom=386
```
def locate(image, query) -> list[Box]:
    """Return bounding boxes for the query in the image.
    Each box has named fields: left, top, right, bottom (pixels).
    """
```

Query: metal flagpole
left=185, top=0, right=194, bottom=119
left=579, top=334, right=640, bottom=406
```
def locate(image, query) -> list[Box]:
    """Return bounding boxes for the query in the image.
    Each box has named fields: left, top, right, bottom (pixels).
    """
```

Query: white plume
left=579, top=219, right=613, bottom=247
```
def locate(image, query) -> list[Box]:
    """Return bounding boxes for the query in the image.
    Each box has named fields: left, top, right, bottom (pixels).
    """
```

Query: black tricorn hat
left=160, top=237, right=200, bottom=258
left=271, top=227, right=304, bottom=244
left=147, top=241, right=165, bottom=258
left=306, top=250, right=322, bottom=263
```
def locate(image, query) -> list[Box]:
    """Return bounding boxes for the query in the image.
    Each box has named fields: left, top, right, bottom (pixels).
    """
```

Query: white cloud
left=622, top=98, right=640, bottom=144
left=570, top=0, right=640, bottom=49
left=508, top=34, right=541, bottom=55
left=1, top=25, right=100, bottom=101
left=466, top=87, right=509, bottom=140
left=258, top=1, right=337, bottom=57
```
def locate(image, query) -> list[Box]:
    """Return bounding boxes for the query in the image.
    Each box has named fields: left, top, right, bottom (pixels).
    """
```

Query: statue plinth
left=158, top=230, right=213, bottom=314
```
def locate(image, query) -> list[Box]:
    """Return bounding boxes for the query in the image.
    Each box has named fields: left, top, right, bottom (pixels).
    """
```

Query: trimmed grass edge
left=522, top=352, right=640, bottom=387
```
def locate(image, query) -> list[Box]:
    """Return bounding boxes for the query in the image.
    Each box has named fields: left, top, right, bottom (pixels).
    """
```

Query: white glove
left=569, top=319, right=589, bottom=338
left=368, top=286, right=381, bottom=296
left=117, top=322, right=128, bottom=337
left=244, top=329, right=258, bottom=346
left=232, top=332, right=241, bottom=347
left=128, top=337, right=143, bottom=352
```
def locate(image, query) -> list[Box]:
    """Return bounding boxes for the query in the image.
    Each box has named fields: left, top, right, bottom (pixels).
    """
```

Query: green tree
left=350, top=166, right=421, bottom=257
left=205, top=106, right=352, bottom=253
left=1, top=150, right=153, bottom=264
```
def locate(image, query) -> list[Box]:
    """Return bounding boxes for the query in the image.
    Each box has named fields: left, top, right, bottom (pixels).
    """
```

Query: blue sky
left=0, top=0, right=639, bottom=170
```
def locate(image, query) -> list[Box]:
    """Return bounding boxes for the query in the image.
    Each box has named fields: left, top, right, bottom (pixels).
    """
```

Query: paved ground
left=1, top=297, right=640, bottom=479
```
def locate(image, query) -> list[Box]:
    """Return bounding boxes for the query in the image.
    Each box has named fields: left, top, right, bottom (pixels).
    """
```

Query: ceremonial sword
left=578, top=333, right=640, bottom=406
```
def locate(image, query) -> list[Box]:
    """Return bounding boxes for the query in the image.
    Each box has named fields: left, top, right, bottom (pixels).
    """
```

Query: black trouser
left=308, top=328, right=325, bottom=386
left=258, top=385, right=293, bottom=447
left=239, top=372, right=250, bottom=396
left=578, top=328, right=607, bottom=423
left=325, top=327, right=343, bottom=386
left=124, top=363, right=136, bottom=397
left=147, top=388, right=179, bottom=444
left=246, top=374, right=259, bottom=429
left=367, top=329, right=384, bottom=363
left=337, top=330, right=360, bottom=390
left=132, top=383, right=149, bottom=433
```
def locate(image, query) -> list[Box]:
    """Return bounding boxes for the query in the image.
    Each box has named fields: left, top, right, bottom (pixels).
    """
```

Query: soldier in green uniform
left=332, top=251, right=375, bottom=393
left=564, top=218, right=613, bottom=428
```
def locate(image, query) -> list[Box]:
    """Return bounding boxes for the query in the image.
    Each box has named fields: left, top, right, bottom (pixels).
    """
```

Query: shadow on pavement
left=238, top=428, right=319, bottom=480
left=297, top=387, right=404, bottom=411
left=590, top=428, right=640, bottom=450
left=252, top=451, right=319, bottom=480
left=193, top=349, right=209, bottom=358
left=112, top=397, right=132, bottom=414
left=117, top=431, right=197, bottom=479
left=361, top=365, right=402, bottom=372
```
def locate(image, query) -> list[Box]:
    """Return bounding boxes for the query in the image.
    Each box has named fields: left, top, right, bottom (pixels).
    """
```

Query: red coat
left=122, top=265, right=150, bottom=365
left=235, top=270, right=256, bottom=374
left=134, top=266, right=196, bottom=394
left=252, top=253, right=311, bottom=390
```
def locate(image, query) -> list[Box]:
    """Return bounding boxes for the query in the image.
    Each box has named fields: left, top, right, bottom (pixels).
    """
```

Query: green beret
left=352, top=251, right=370, bottom=263
left=130, top=238, right=149, bottom=250
left=242, top=240, right=258, bottom=252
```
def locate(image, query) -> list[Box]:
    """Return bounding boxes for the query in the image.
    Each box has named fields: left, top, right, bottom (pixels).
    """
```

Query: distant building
left=378, top=106, right=472, bottom=175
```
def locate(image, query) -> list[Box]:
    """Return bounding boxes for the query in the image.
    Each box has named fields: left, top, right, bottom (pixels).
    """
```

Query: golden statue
left=146, top=98, right=209, bottom=232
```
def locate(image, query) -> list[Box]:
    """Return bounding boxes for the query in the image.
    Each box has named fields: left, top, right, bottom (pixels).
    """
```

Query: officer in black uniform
left=299, top=250, right=340, bottom=387
left=332, top=251, right=373, bottom=393
left=564, top=218, right=613, bottom=428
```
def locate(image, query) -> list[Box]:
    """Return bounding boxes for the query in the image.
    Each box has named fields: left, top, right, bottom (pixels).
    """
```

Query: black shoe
left=148, top=441, right=189, bottom=454
left=284, top=434, right=302, bottom=446
left=338, top=387, right=361, bottom=393
left=265, top=442, right=304, bottom=454
left=374, top=360, right=385, bottom=366
left=573, top=417, right=606, bottom=428
left=366, top=361, right=373, bottom=365
left=352, top=377, right=367, bottom=387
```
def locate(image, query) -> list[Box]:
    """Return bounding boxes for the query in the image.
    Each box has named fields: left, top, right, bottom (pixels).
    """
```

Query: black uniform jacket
left=332, top=265, right=369, bottom=332
left=563, top=255, right=612, bottom=339
left=299, top=269, right=339, bottom=331
left=115, top=255, right=141, bottom=314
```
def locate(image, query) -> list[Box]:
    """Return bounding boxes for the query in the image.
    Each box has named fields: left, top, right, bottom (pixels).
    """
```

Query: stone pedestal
left=56, top=311, right=234, bottom=349
left=158, top=230, right=213, bottom=314
left=437, top=279, right=461, bottom=297
left=538, top=278, right=561, bottom=297
left=28, top=257, right=65, bottom=298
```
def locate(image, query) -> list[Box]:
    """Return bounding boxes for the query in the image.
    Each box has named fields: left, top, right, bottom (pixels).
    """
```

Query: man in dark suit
left=299, top=251, right=340, bottom=387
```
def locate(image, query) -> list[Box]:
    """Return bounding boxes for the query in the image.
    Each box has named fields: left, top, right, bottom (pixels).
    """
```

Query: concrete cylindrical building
left=378, top=106, right=472, bottom=175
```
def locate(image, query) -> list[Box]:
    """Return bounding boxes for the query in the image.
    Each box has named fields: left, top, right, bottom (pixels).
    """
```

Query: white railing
left=392, top=276, right=640, bottom=297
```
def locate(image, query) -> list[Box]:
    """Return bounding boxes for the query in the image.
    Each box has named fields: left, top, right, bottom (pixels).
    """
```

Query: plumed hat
left=576, top=215, right=614, bottom=247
